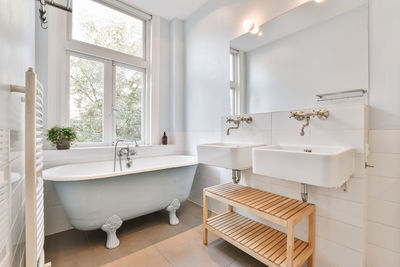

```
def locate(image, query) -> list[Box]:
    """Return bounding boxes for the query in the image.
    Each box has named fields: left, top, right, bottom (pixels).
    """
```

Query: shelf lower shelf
left=207, top=212, right=312, bottom=267
left=203, top=183, right=315, bottom=266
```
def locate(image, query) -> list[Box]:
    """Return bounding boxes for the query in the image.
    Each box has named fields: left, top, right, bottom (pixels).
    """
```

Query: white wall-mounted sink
left=197, top=143, right=262, bottom=170
left=253, top=145, right=355, bottom=188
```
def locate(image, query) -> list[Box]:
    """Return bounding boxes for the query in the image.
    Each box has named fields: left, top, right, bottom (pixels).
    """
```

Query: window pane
left=69, top=56, right=104, bottom=143
left=230, top=88, right=234, bottom=116
left=115, top=66, right=143, bottom=141
left=72, top=0, right=144, bottom=57
left=230, top=53, right=234, bottom=82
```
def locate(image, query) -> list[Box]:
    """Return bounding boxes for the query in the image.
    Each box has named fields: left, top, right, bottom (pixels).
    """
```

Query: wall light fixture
left=243, top=20, right=260, bottom=34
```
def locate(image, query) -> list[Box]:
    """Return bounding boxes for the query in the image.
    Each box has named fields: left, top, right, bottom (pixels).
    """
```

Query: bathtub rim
left=43, top=155, right=198, bottom=182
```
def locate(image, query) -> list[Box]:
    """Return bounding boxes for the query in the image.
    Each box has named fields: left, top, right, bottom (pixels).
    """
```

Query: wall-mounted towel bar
left=10, top=85, right=26, bottom=93
left=316, top=89, right=367, bottom=102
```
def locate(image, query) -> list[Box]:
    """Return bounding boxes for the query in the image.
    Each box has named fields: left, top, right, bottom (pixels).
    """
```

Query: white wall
left=159, top=18, right=171, bottom=133
left=369, top=0, right=400, bottom=130
left=170, top=19, right=186, bottom=133
left=245, top=6, right=368, bottom=114
left=367, top=0, right=400, bottom=265
left=0, top=0, right=36, bottom=266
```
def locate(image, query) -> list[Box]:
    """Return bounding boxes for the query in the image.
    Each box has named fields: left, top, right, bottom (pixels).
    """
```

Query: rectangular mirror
left=230, top=0, right=368, bottom=115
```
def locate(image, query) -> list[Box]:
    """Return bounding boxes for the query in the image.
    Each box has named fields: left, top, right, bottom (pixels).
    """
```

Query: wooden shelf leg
left=287, top=222, right=295, bottom=267
left=203, top=192, right=208, bottom=245
left=308, top=211, right=316, bottom=267
left=228, top=205, right=233, bottom=212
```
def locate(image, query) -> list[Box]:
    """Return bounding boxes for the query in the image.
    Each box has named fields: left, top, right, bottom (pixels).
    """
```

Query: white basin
left=253, top=145, right=355, bottom=188
left=197, top=143, right=262, bottom=170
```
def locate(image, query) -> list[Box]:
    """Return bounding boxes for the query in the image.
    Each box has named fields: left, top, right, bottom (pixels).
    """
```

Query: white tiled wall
left=367, top=130, right=400, bottom=266
left=188, top=103, right=368, bottom=267
left=221, top=113, right=271, bottom=145
left=186, top=131, right=226, bottom=212
left=0, top=81, right=29, bottom=267
left=0, top=0, right=35, bottom=265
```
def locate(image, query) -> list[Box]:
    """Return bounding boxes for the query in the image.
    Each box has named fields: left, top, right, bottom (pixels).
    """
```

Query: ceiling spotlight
left=258, top=32, right=263, bottom=36
left=314, top=0, right=324, bottom=3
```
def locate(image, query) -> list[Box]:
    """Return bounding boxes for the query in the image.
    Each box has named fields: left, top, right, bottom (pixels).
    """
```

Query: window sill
left=44, top=144, right=178, bottom=152
left=43, top=143, right=185, bottom=168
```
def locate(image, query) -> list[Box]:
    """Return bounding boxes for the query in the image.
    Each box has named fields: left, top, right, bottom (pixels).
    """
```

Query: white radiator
left=24, top=68, right=45, bottom=267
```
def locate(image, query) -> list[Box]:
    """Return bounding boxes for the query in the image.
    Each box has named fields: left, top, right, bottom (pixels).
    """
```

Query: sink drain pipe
left=301, top=183, right=309, bottom=202
left=232, top=170, right=241, bottom=184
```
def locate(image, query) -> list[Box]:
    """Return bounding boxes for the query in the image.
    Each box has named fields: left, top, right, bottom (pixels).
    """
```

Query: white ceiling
left=231, top=0, right=368, bottom=52
left=122, top=0, right=208, bottom=20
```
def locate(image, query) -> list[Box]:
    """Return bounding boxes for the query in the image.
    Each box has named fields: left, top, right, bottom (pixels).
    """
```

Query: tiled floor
left=45, top=201, right=265, bottom=267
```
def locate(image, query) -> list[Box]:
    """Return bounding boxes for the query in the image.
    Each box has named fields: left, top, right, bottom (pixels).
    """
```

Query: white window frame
left=112, top=61, right=147, bottom=145
left=64, top=0, right=154, bottom=146
left=67, top=51, right=112, bottom=146
left=230, top=48, right=240, bottom=116
left=230, top=48, right=246, bottom=116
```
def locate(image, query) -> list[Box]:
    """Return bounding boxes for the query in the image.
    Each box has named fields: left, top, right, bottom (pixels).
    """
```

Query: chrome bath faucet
left=113, top=140, right=139, bottom=171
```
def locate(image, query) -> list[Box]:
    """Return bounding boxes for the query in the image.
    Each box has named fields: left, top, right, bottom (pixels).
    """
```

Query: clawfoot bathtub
left=43, top=155, right=197, bottom=249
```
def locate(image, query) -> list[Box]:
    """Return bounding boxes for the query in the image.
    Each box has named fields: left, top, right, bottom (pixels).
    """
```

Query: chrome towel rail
left=316, top=89, right=367, bottom=102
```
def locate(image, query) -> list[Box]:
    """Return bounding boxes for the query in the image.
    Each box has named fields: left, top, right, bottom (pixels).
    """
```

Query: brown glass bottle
left=162, top=132, right=168, bottom=145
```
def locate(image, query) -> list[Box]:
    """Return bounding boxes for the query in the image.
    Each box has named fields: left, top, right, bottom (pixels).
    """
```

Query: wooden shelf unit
left=203, top=183, right=315, bottom=267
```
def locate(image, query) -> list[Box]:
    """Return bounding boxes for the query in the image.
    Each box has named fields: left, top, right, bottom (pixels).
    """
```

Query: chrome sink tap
left=289, top=109, right=329, bottom=136
left=226, top=116, right=253, bottom=135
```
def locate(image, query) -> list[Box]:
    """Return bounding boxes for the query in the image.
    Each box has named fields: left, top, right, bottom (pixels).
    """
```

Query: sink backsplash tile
left=310, top=104, right=366, bottom=131
left=221, top=113, right=271, bottom=145
left=222, top=103, right=367, bottom=153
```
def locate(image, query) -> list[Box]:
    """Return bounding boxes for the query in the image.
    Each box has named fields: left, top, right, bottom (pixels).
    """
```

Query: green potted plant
left=47, top=126, right=77, bottom=150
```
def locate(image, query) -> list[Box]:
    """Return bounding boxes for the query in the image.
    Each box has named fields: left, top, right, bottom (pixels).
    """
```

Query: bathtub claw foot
left=166, top=199, right=180, bottom=225
left=101, top=215, right=123, bottom=249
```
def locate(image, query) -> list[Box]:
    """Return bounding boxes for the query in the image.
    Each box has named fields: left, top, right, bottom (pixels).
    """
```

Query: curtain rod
left=38, top=0, right=72, bottom=29
left=43, top=0, right=73, bottom=12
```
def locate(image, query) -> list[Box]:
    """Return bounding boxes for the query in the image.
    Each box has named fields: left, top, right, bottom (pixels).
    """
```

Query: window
left=67, top=0, right=151, bottom=145
left=115, top=65, right=144, bottom=141
left=230, top=49, right=241, bottom=116
left=72, top=0, right=145, bottom=57
left=69, top=55, right=104, bottom=143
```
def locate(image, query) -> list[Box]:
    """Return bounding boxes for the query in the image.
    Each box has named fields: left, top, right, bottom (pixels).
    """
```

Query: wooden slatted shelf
left=203, top=183, right=315, bottom=267
left=206, top=212, right=311, bottom=267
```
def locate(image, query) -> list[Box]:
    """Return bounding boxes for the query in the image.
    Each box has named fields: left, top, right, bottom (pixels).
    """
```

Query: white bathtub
left=43, top=155, right=198, bottom=248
